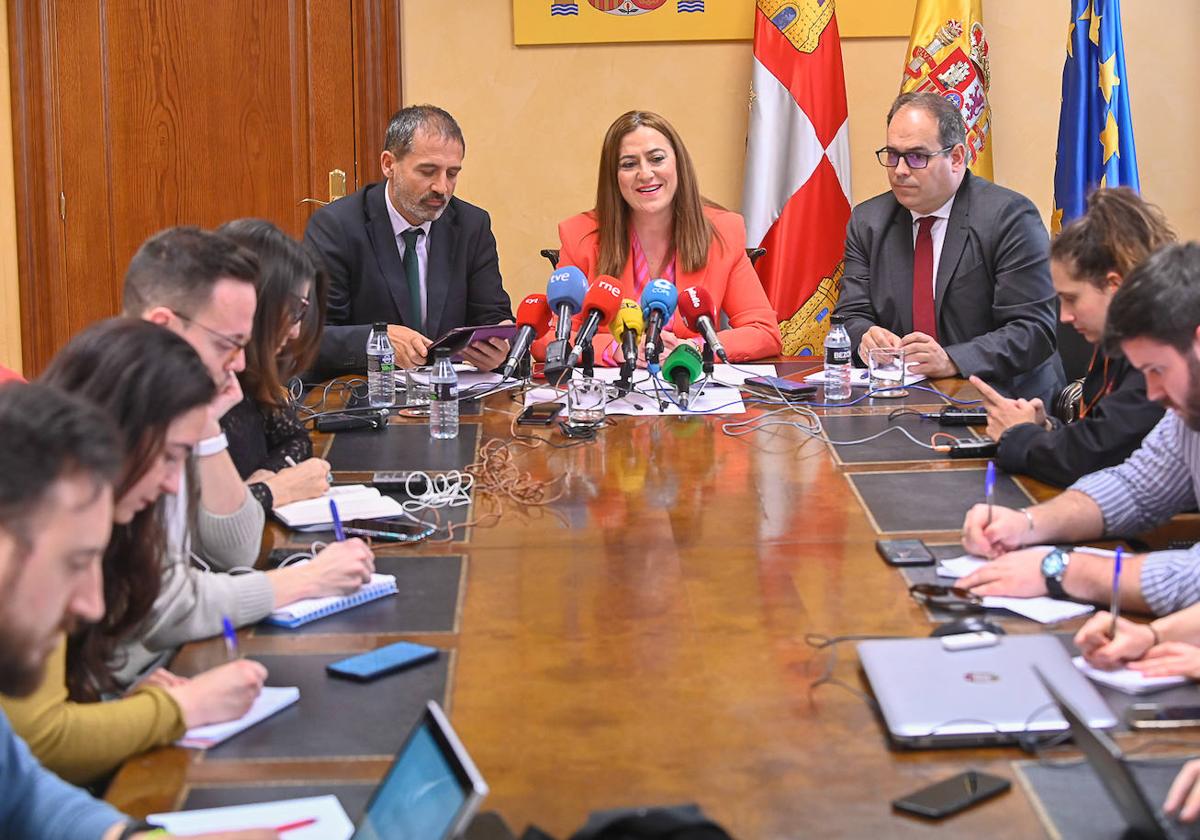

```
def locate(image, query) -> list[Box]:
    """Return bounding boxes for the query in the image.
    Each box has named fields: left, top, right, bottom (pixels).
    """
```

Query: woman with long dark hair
left=1, top=319, right=266, bottom=786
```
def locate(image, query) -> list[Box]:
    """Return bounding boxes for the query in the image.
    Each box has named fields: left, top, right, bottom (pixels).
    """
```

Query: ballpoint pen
left=329, top=498, right=345, bottom=542
left=1109, top=546, right=1123, bottom=638
left=985, top=461, right=996, bottom=528
left=221, top=615, right=238, bottom=661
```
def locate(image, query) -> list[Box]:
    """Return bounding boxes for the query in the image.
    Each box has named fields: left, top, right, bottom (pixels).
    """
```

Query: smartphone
left=876, top=539, right=936, bottom=566
left=326, top=641, right=439, bottom=682
left=892, top=770, right=1010, bottom=819
left=518, top=402, right=563, bottom=426
left=743, top=375, right=818, bottom=399
left=1128, top=704, right=1200, bottom=729
left=424, top=324, right=518, bottom=364
left=342, top=518, right=435, bottom=543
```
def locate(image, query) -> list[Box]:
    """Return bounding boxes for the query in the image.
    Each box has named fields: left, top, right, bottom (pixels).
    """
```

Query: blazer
left=304, top=182, right=513, bottom=374
left=534, top=205, right=782, bottom=363
left=834, top=171, right=1064, bottom=403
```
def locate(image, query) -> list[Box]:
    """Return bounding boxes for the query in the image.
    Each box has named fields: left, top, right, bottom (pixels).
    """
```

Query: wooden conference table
left=103, top=362, right=1189, bottom=838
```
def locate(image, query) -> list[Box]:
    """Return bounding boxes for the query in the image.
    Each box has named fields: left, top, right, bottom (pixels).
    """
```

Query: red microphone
left=677, top=285, right=728, bottom=362
left=501, top=293, right=552, bottom=379
left=567, top=275, right=623, bottom=368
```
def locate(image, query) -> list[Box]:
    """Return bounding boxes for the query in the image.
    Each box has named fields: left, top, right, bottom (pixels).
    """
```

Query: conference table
left=104, top=361, right=1199, bottom=839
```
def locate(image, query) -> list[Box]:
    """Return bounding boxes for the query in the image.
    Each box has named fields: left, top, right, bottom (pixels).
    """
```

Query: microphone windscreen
left=516, top=294, right=553, bottom=333
left=581, top=275, right=623, bottom=322
left=661, top=343, right=703, bottom=383
left=546, top=265, right=588, bottom=314
left=677, top=286, right=716, bottom=332
left=639, top=279, right=678, bottom=319
left=609, top=299, right=645, bottom=342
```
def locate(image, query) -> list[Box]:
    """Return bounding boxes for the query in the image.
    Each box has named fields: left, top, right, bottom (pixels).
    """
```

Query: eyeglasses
left=171, top=310, right=250, bottom=361
left=875, top=146, right=955, bottom=169
left=287, top=292, right=311, bottom=325
left=908, top=583, right=984, bottom=613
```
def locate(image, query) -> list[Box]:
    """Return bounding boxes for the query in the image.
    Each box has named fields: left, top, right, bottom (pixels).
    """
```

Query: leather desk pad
left=848, top=468, right=1032, bottom=533
left=823, top=413, right=976, bottom=464
left=325, top=423, right=480, bottom=473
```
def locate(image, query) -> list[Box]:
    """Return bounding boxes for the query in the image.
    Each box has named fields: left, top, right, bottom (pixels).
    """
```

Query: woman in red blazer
left=536, top=110, right=782, bottom=365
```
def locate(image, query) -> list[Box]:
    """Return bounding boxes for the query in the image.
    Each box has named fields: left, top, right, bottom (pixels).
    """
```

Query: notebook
left=263, top=574, right=398, bottom=629
left=274, top=485, right=406, bottom=529
left=1073, top=656, right=1191, bottom=695
left=177, top=685, right=300, bottom=749
left=937, top=555, right=1096, bottom=624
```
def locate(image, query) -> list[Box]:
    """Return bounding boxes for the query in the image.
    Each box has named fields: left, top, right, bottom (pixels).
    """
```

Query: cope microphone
left=567, top=276, right=622, bottom=368
left=500, top=293, right=552, bottom=380
left=677, top=285, right=728, bottom=363
left=609, top=299, right=644, bottom=377
left=661, top=344, right=703, bottom=410
left=544, top=266, right=588, bottom=385
left=640, top=279, right=678, bottom=368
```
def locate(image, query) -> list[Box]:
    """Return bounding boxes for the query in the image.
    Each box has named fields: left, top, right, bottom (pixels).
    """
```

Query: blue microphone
left=640, top=279, right=678, bottom=370
left=544, top=265, right=588, bottom=385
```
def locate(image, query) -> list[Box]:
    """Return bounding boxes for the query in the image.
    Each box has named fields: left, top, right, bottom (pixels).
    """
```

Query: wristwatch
left=1041, top=547, right=1071, bottom=598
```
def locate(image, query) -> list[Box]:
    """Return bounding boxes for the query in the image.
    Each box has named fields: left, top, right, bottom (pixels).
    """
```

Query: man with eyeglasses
left=833, top=92, right=1063, bottom=403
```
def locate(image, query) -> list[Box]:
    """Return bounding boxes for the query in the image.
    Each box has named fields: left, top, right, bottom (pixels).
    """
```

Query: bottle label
left=825, top=346, right=851, bottom=366
left=367, top=356, right=381, bottom=374
left=432, top=383, right=456, bottom=401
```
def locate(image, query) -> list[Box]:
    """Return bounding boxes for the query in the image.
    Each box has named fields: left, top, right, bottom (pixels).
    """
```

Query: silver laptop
left=857, top=634, right=1118, bottom=748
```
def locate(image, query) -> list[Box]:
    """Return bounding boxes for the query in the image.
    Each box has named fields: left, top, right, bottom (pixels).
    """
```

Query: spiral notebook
left=263, top=574, right=398, bottom=629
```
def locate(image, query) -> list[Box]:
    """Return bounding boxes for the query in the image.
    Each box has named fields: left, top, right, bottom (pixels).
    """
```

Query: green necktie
left=400, top=227, right=424, bottom=335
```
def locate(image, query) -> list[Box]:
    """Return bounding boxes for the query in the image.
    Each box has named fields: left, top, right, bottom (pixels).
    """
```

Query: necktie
left=912, top=216, right=937, bottom=340
left=400, top=228, right=424, bottom=335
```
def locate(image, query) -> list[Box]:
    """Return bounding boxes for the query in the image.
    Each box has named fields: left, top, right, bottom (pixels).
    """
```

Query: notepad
left=177, top=685, right=300, bottom=749
left=263, top=573, right=398, bottom=629
left=1073, top=656, right=1191, bottom=695
left=274, top=484, right=406, bottom=529
left=150, top=794, right=353, bottom=839
left=936, top=554, right=1095, bottom=624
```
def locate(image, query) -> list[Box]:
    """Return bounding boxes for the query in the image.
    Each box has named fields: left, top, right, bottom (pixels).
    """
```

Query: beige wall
left=0, top=0, right=23, bottom=373
left=402, top=0, right=1200, bottom=303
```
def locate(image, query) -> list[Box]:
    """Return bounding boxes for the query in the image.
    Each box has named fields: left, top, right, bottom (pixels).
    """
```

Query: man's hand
left=900, top=332, right=957, bottom=378
left=387, top=325, right=433, bottom=369
left=857, top=326, right=902, bottom=364
left=263, top=458, right=331, bottom=508
left=961, top=503, right=1032, bottom=557
left=461, top=338, right=510, bottom=371
left=970, top=375, right=1047, bottom=440
left=1129, top=642, right=1200, bottom=680
left=955, top=547, right=1050, bottom=597
left=1074, top=612, right=1157, bottom=668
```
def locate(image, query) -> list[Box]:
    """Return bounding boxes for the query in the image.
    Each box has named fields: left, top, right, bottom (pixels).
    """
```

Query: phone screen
left=518, top=403, right=563, bottom=425
left=328, top=642, right=438, bottom=681
left=876, top=539, right=935, bottom=565
left=1158, top=706, right=1200, bottom=721
left=893, top=771, right=1010, bottom=819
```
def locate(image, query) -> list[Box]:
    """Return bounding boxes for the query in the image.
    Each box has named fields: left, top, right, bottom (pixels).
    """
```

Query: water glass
left=868, top=347, right=908, bottom=398
left=567, top=376, right=607, bottom=425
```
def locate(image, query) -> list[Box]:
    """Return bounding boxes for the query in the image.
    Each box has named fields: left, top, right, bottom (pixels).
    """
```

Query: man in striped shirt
left=957, top=243, right=1200, bottom=616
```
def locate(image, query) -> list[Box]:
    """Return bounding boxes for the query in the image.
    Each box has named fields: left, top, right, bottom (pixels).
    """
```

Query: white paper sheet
left=178, top=686, right=300, bottom=749
left=803, top=366, right=927, bottom=387
left=935, top=554, right=1095, bottom=624
left=150, top=795, right=354, bottom=839
left=274, top=485, right=406, bottom=529
left=524, top=378, right=746, bottom=417
left=1073, top=656, right=1190, bottom=695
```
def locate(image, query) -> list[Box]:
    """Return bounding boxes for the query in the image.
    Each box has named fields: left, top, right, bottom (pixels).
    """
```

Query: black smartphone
left=518, top=401, right=563, bottom=426
left=327, top=641, right=439, bottom=682
left=876, top=539, right=935, bottom=566
left=1128, top=703, right=1200, bottom=729
left=892, top=770, right=1010, bottom=819
left=743, top=375, right=817, bottom=399
left=342, top=518, right=435, bottom=543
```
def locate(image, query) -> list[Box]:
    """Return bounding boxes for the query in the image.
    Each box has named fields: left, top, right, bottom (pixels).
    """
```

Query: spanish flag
left=899, top=0, right=993, bottom=180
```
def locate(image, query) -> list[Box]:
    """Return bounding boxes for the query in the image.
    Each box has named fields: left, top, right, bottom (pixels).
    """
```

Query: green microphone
left=661, top=343, right=704, bottom=409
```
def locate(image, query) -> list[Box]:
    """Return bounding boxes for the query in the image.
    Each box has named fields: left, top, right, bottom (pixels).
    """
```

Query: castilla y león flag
left=742, top=0, right=851, bottom=358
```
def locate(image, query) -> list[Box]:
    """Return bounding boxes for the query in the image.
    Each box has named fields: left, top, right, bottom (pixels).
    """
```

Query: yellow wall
left=402, top=0, right=1200, bottom=303
left=0, top=0, right=23, bottom=373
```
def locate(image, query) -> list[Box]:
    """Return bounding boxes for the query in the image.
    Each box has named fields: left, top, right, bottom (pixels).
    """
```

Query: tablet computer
left=425, top=324, right=517, bottom=364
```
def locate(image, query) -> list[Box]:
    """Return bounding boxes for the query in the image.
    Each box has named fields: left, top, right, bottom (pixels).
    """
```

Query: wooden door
left=8, top=0, right=402, bottom=374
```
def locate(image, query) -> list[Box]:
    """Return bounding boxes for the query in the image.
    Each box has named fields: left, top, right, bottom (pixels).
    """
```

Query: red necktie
left=912, top=216, right=937, bottom=340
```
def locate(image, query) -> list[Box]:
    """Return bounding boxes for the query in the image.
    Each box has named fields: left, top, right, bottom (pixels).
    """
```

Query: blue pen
left=221, top=616, right=238, bottom=661
left=984, top=461, right=996, bottom=528
left=1109, top=546, right=1123, bottom=638
left=329, top=498, right=345, bottom=542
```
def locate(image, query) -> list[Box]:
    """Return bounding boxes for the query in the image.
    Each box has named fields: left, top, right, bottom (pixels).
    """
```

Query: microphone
left=500, top=293, right=553, bottom=380
left=640, top=279, right=678, bottom=367
left=567, top=276, right=622, bottom=368
left=661, top=344, right=703, bottom=409
left=608, top=299, right=644, bottom=377
left=677, top=285, right=728, bottom=363
left=544, top=266, right=588, bottom=385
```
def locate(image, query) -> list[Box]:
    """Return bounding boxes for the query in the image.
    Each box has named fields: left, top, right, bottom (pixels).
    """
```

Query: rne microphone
left=500, top=293, right=552, bottom=380
left=609, top=299, right=644, bottom=377
left=567, top=276, right=623, bottom=368
left=677, top=285, right=728, bottom=363
left=544, top=266, right=588, bottom=385
left=640, top=279, right=678, bottom=368
left=661, top=344, right=703, bottom=410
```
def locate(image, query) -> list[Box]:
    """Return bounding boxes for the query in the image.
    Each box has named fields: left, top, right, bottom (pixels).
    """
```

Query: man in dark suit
left=834, top=92, right=1063, bottom=403
left=305, top=105, right=514, bottom=373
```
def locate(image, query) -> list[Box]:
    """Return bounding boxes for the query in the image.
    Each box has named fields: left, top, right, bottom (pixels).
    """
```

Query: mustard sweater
left=0, top=636, right=186, bottom=786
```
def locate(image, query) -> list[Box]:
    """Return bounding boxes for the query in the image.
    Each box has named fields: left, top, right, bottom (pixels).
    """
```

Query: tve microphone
left=567, top=276, right=622, bottom=368
left=609, top=299, right=644, bottom=375
left=500, top=293, right=553, bottom=380
left=661, top=344, right=703, bottom=410
left=640, top=279, right=678, bottom=366
left=677, top=285, right=728, bottom=363
left=544, top=266, right=588, bottom=384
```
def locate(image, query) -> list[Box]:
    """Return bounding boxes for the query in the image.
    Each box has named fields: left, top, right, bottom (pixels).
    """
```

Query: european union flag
left=1052, top=0, right=1138, bottom=235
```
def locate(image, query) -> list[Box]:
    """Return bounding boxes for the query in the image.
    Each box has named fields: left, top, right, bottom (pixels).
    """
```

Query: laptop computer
left=857, top=634, right=1117, bottom=748
left=1034, top=668, right=1200, bottom=840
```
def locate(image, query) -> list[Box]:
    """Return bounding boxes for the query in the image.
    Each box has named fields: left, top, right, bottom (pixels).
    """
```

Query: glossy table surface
left=105, top=365, right=1179, bottom=838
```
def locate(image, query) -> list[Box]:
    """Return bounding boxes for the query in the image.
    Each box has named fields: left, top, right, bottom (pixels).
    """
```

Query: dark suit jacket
left=304, top=182, right=513, bottom=374
left=834, top=171, right=1064, bottom=404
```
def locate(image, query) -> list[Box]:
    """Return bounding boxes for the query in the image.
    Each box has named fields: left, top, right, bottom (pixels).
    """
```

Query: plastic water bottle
left=823, top=315, right=852, bottom=402
left=366, top=322, right=395, bottom=407
left=429, top=349, right=459, bottom=440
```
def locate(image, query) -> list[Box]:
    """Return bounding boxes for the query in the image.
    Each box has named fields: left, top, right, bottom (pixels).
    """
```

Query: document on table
left=407, top=363, right=518, bottom=393
left=803, top=366, right=927, bottom=387
left=149, top=795, right=353, bottom=839
left=1073, top=656, right=1191, bottom=695
left=274, top=484, right=406, bottom=529
left=936, top=555, right=1095, bottom=624
left=525, top=376, right=749, bottom=416
left=177, top=686, right=300, bottom=749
